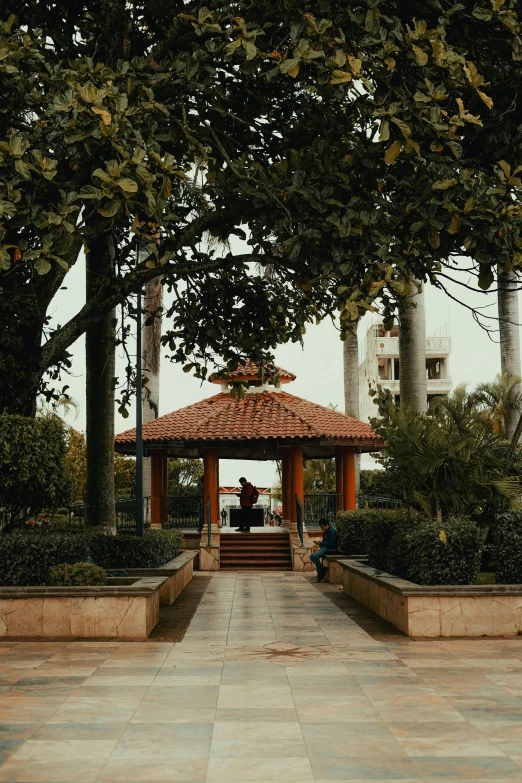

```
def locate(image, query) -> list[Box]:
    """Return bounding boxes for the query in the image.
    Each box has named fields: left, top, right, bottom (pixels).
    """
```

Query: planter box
left=0, top=551, right=198, bottom=640
left=340, top=559, right=522, bottom=638
left=324, top=554, right=368, bottom=584
left=0, top=576, right=166, bottom=640
left=122, top=550, right=198, bottom=605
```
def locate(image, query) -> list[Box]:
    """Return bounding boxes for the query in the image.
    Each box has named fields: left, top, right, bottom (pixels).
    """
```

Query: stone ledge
left=0, top=576, right=166, bottom=600
left=123, top=550, right=198, bottom=605
left=339, top=559, right=522, bottom=638
left=339, top=560, right=522, bottom=596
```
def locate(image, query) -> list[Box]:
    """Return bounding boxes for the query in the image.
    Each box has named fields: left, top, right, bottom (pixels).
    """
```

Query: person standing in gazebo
left=235, top=476, right=258, bottom=532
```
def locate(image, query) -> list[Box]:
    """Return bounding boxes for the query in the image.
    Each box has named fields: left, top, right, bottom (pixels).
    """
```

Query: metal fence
left=356, top=494, right=402, bottom=509
left=303, top=494, right=343, bottom=529
left=68, top=496, right=203, bottom=530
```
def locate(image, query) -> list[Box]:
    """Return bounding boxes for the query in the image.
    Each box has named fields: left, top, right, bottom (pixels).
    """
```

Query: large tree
left=3, top=2, right=522, bottom=415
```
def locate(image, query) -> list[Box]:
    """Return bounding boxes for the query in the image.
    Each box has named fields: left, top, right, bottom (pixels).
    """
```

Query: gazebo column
left=200, top=448, right=220, bottom=570
left=335, top=446, right=344, bottom=510
left=289, top=444, right=304, bottom=531
left=150, top=449, right=168, bottom=528
left=342, top=446, right=357, bottom=511
left=281, top=447, right=292, bottom=524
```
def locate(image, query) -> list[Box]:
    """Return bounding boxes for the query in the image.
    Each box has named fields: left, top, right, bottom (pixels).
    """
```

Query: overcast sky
left=48, top=253, right=513, bottom=487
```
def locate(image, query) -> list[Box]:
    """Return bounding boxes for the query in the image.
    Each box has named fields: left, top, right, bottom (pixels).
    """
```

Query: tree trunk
left=399, top=282, right=427, bottom=413
left=142, top=276, right=163, bottom=503
left=343, top=321, right=361, bottom=495
left=85, top=234, right=116, bottom=533
left=498, top=269, right=522, bottom=439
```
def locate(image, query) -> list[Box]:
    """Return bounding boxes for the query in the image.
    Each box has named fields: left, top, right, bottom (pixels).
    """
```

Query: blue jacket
left=321, top=525, right=339, bottom=553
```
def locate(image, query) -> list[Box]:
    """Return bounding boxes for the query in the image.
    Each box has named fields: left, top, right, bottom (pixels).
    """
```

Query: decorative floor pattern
left=1, top=572, right=522, bottom=781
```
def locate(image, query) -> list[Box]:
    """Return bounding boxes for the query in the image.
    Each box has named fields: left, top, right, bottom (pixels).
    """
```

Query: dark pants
left=240, top=506, right=252, bottom=531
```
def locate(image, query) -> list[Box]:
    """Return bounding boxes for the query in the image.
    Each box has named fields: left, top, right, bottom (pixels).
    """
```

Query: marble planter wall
left=120, top=550, right=198, bottom=606
left=291, top=544, right=314, bottom=572
left=340, top=560, right=522, bottom=638
left=0, top=577, right=167, bottom=640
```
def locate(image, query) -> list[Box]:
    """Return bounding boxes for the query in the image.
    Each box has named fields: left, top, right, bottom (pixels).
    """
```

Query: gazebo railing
left=296, top=494, right=304, bottom=546
left=164, top=496, right=203, bottom=530
left=356, top=494, right=402, bottom=509
left=304, top=494, right=343, bottom=529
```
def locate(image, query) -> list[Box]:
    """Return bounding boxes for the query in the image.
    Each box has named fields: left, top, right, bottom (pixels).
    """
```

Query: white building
left=359, top=322, right=452, bottom=423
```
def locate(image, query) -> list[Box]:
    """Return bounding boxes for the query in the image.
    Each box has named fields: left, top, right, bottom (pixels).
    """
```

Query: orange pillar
left=281, top=447, right=292, bottom=522
left=342, top=446, right=356, bottom=511
left=203, top=448, right=219, bottom=528
left=151, top=449, right=168, bottom=528
left=335, top=446, right=344, bottom=510
left=290, top=444, right=304, bottom=526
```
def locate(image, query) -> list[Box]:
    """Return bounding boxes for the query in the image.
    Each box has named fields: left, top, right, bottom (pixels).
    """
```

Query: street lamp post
left=135, top=249, right=144, bottom=537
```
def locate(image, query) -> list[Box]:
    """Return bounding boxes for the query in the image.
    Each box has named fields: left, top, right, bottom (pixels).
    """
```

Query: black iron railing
left=303, top=493, right=343, bottom=529
left=356, top=494, right=402, bottom=509
left=296, top=494, right=304, bottom=546
left=165, top=496, right=203, bottom=530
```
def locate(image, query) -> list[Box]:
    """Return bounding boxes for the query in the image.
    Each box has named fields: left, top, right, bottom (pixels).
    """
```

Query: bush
left=0, top=533, right=90, bottom=586
left=494, top=511, right=522, bottom=584
left=335, top=511, right=366, bottom=555
left=404, top=517, right=482, bottom=586
left=336, top=509, right=417, bottom=567
left=87, top=529, right=183, bottom=569
left=0, top=529, right=184, bottom=585
left=49, top=562, right=107, bottom=586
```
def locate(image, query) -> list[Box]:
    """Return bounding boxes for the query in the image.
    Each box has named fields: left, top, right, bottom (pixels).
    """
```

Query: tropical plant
left=370, top=383, right=521, bottom=521
left=473, top=373, right=522, bottom=436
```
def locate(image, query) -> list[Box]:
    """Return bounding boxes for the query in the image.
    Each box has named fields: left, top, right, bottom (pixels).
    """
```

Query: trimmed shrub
left=404, top=518, right=482, bottom=586
left=335, top=511, right=366, bottom=555
left=0, top=533, right=90, bottom=586
left=494, top=511, right=522, bottom=584
left=336, top=509, right=417, bottom=568
left=49, top=562, right=107, bottom=586
left=87, top=529, right=183, bottom=569
left=0, top=529, right=184, bottom=585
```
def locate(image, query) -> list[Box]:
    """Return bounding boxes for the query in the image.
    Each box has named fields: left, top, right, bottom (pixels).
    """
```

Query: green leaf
left=225, top=39, right=242, bottom=56
left=34, top=258, right=52, bottom=275
left=98, top=200, right=122, bottom=217
left=365, top=8, right=380, bottom=34
left=478, top=266, right=494, bottom=290
left=384, top=141, right=402, bottom=165
left=280, top=58, right=300, bottom=74
left=243, top=40, right=257, bottom=60
left=14, top=159, right=31, bottom=179
left=117, top=178, right=138, bottom=193
left=378, top=120, right=390, bottom=142
left=330, top=70, right=352, bottom=84
left=0, top=200, right=16, bottom=217
left=390, top=117, right=411, bottom=138
left=412, top=45, right=428, bottom=66
left=432, top=178, right=458, bottom=190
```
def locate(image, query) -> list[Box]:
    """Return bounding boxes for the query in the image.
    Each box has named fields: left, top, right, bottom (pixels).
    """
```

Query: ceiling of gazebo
left=115, top=389, right=383, bottom=459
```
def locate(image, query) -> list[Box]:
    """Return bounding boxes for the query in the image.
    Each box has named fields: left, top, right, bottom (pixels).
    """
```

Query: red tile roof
left=115, top=390, right=382, bottom=446
left=210, top=361, right=295, bottom=383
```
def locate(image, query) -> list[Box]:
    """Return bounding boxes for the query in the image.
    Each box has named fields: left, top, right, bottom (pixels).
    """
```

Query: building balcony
left=381, top=378, right=452, bottom=394
left=372, top=336, right=452, bottom=357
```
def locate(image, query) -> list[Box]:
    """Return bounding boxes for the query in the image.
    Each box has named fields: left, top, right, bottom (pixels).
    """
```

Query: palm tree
left=497, top=270, right=522, bottom=439
left=398, top=281, right=427, bottom=413
left=343, top=320, right=361, bottom=494
left=473, top=372, right=522, bottom=436
left=142, top=276, right=163, bottom=499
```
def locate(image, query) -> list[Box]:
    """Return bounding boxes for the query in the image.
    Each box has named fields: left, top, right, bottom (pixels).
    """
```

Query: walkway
left=1, top=573, right=522, bottom=781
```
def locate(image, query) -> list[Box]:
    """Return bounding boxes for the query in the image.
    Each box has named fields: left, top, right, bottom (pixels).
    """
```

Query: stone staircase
left=220, top=532, right=293, bottom=570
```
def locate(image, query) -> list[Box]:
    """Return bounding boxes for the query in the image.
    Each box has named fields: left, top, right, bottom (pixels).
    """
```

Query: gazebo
left=114, top=362, right=384, bottom=544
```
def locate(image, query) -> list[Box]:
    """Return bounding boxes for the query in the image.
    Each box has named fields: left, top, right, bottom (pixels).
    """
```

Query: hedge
left=335, top=509, right=482, bottom=585
left=403, top=518, right=482, bottom=586
left=88, top=529, right=183, bottom=569
left=495, top=512, right=522, bottom=584
left=0, top=529, right=184, bottom=586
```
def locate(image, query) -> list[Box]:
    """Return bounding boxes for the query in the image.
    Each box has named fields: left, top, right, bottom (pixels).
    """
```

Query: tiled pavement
left=2, top=574, right=522, bottom=781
